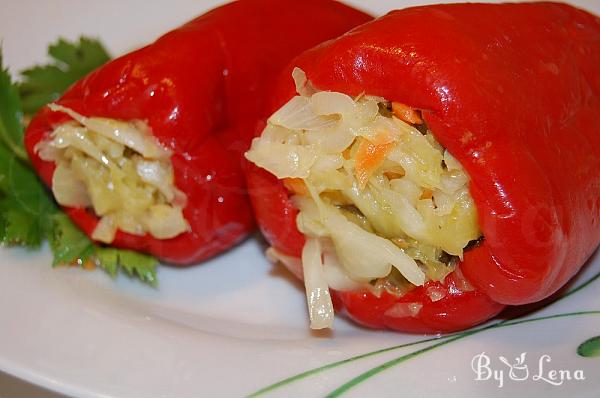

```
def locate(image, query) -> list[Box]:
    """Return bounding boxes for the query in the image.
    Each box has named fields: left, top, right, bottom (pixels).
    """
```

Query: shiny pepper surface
left=24, top=0, right=371, bottom=264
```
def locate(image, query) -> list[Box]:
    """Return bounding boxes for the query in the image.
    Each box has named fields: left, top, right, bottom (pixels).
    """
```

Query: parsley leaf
left=47, top=213, right=94, bottom=266
left=49, top=214, right=158, bottom=286
left=18, top=37, right=110, bottom=114
left=94, top=247, right=158, bottom=286
left=0, top=56, right=61, bottom=248
left=0, top=38, right=159, bottom=286
left=0, top=54, right=27, bottom=161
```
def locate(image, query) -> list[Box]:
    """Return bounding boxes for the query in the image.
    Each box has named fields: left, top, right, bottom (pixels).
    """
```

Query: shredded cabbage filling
left=246, top=68, right=482, bottom=329
left=35, top=104, right=189, bottom=243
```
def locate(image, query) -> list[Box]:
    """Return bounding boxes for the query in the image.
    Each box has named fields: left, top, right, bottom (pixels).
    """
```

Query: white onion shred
left=48, top=104, right=170, bottom=159
left=136, top=159, right=180, bottom=202
left=292, top=67, right=317, bottom=97
left=302, top=238, right=334, bottom=329
left=51, top=163, right=91, bottom=207
left=319, top=202, right=426, bottom=286
left=92, top=215, right=116, bottom=243
left=144, top=204, right=190, bottom=240
left=269, top=96, right=337, bottom=131
left=322, top=247, right=364, bottom=291
left=244, top=141, right=317, bottom=179
left=310, top=91, right=356, bottom=116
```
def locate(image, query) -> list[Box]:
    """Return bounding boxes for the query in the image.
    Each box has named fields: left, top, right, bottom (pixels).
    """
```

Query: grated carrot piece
left=420, top=188, right=434, bottom=200
left=283, top=178, right=309, bottom=196
left=354, top=136, right=396, bottom=190
left=392, top=102, right=423, bottom=125
left=384, top=170, right=406, bottom=180
left=342, top=147, right=353, bottom=160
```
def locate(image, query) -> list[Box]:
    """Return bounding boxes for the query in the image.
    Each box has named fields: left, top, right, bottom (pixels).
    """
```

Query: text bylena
left=471, top=352, right=585, bottom=388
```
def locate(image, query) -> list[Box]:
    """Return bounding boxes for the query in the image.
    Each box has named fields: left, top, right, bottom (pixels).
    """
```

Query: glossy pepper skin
left=24, top=0, right=372, bottom=265
left=246, top=2, right=600, bottom=333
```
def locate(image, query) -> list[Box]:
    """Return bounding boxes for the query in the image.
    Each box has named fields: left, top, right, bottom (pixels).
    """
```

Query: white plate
left=1, top=1, right=600, bottom=397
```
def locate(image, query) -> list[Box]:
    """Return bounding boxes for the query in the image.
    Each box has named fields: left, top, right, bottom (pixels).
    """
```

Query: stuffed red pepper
left=245, top=2, right=600, bottom=333
left=24, top=0, right=371, bottom=265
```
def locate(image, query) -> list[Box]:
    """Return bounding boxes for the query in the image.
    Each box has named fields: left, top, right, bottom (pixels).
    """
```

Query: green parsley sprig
left=0, top=38, right=158, bottom=285
left=19, top=37, right=111, bottom=115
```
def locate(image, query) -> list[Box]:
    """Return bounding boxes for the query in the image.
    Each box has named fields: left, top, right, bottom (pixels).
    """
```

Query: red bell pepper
left=24, top=0, right=371, bottom=265
left=246, top=2, right=600, bottom=332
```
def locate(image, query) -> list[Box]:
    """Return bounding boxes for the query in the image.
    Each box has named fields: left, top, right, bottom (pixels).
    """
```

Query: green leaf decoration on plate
left=577, top=336, right=600, bottom=358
